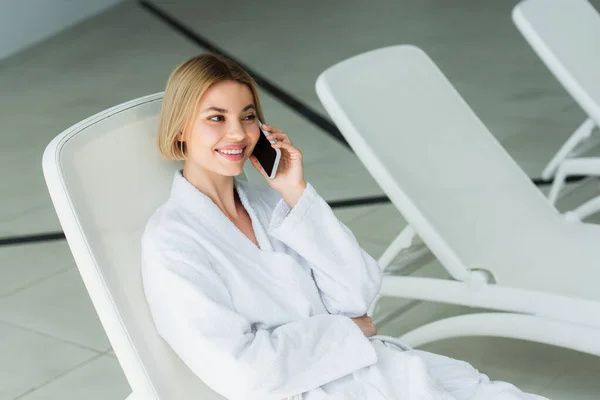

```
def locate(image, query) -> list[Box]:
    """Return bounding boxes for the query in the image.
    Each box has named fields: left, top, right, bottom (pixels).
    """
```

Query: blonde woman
left=141, top=53, right=548, bottom=400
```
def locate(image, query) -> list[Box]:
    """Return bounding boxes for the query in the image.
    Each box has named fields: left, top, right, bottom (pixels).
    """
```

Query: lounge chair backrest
left=316, top=45, right=567, bottom=283
left=42, top=93, right=227, bottom=399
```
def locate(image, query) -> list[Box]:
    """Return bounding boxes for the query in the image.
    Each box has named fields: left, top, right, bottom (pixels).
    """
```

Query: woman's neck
left=182, top=164, right=240, bottom=218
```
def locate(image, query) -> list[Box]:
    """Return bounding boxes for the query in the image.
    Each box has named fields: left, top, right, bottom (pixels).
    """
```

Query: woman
left=141, top=54, right=548, bottom=400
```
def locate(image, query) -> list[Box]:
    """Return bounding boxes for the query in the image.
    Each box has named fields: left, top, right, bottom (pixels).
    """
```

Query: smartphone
left=253, top=120, right=281, bottom=179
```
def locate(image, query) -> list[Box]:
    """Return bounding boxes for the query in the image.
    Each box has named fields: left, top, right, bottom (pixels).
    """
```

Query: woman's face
left=181, top=80, right=260, bottom=178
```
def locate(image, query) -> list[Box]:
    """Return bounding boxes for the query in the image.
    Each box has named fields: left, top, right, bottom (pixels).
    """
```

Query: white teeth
left=219, top=149, right=244, bottom=155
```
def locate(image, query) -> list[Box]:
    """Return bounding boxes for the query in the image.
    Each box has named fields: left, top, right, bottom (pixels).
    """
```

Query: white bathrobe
left=141, top=171, right=548, bottom=400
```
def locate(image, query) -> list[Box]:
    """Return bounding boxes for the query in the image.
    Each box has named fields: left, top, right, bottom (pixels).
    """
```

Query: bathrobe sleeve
left=268, top=183, right=383, bottom=317
left=142, top=244, right=378, bottom=400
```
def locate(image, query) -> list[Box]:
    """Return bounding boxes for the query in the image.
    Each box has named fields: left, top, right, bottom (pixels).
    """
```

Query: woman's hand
left=351, top=314, right=377, bottom=337
left=249, top=124, right=306, bottom=207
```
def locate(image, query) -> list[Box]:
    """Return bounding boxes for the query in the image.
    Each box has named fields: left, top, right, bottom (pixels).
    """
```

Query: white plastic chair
left=316, top=45, right=600, bottom=354
left=42, top=93, right=226, bottom=399
left=512, top=0, right=600, bottom=221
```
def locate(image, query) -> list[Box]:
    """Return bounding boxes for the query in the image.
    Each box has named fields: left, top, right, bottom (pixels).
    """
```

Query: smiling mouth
left=215, top=146, right=247, bottom=161
left=216, top=148, right=246, bottom=155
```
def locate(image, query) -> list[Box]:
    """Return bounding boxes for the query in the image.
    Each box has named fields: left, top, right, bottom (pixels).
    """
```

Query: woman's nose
left=226, top=120, right=247, bottom=140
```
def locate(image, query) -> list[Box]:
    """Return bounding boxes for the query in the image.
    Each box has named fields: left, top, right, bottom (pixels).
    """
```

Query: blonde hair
left=157, top=54, right=265, bottom=160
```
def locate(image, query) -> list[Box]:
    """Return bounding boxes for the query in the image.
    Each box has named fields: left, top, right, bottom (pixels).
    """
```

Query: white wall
left=0, top=0, right=124, bottom=60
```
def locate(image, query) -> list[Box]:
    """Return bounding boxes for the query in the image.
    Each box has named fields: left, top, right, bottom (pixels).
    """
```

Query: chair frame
left=316, top=45, right=600, bottom=356
left=512, top=0, right=600, bottom=221
left=43, top=93, right=167, bottom=400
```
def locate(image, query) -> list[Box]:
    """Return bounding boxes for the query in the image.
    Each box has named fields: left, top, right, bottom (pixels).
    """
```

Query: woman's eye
left=243, top=114, right=257, bottom=121
left=208, top=115, right=224, bottom=122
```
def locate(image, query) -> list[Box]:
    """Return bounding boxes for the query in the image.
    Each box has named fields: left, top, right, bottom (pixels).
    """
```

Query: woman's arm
left=142, top=246, right=377, bottom=400
left=268, top=183, right=383, bottom=318
left=251, top=125, right=383, bottom=318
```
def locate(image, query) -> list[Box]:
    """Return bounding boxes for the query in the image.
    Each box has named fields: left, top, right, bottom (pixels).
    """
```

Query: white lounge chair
left=42, top=93, right=226, bottom=399
left=315, top=45, right=600, bottom=354
left=512, top=0, right=600, bottom=221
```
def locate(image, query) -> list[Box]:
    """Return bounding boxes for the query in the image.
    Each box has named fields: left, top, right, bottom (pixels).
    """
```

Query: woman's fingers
left=262, top=124, right=292, bottom=145
left=262, top=124, right=288, bottom=137
left=267, top=132, right=291, bottom=144
left=271, top=141, right=302, bottom=157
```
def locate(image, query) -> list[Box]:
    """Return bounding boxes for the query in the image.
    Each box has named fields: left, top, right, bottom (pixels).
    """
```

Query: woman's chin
left=219, top=164, right=246, bottom=177
left=207, top=155, right=245, bottom=177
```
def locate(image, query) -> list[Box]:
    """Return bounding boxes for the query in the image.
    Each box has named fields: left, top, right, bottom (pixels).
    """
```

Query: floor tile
left=0, top=240, right=74, bottom=297
left=342, top=203, right=407, bottom=247
left=0, top=321, right=98, bottom=400
left=0, top=151, right=51, bottom=225
left=332, top=204, right=380, bottom=226
left=0, top=1, right=204, bottom=236
left=416, top=335, right=568, bottom=396
left=0, top=268, right=110, bottom=351
left=472, top=357, right=559, bottom=395
left=571, top=351, right=600, bottom=373
left=0, top=203, right=62, bottom=237
left=404, top=337, right=579, bottom=396
left=303, top=158, right=384, bottom=200
left=416, top=337, right=491, bottom=368
left=501, top=113, right=600, bottom=179
left=538, top=366, right=600, bottom=400
left=333, top=202, right=415, bottom=263
left=17, top=355, right=131, bottom=400
left=376, top=297, right=453, bottom=338
left=554, top=179, right=600, bottom=224
left=355, top=240, right=388, bottom=261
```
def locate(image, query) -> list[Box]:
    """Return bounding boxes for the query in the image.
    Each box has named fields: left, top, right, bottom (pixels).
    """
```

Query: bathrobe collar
left=169, top=170, right=274, bottom=251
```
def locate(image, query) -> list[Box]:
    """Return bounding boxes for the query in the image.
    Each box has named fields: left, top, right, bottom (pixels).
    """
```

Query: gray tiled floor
left=0, top=321, right=100, bottom=400
left=16, top=355, right=130, bottom=400
left=0, top=241, right=74, bottom=298
left=1, top=0, right=600, bottom=398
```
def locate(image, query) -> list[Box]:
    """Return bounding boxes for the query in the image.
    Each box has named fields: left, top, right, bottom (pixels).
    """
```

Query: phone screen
left=252, top=124, right=278, bottom=177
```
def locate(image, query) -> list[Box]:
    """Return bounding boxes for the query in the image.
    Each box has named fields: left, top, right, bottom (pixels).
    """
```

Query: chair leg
left=565, top=193, right=600, bottom=222
left=547, top=157, right=600, bottom=206
left=542, top=117, right=596, bottom=180
left=377, top=225, right=416, bottom=271
left=399, top=313, right=600, bottom=356
left=370, top=226, right=417, bottom=317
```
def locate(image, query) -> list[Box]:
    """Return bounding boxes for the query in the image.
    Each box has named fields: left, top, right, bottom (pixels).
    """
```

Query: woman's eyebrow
left=201, top=104, right=255, bottom=113
left=203, top=106, right=227, bottom=113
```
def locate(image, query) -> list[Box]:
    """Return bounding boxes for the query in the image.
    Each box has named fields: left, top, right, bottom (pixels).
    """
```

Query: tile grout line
left=0, top=319, right=108, bottom=355
left=537, top=367, right=567, bottom=395
left=11, top=353, right=105, bottom=400
left=0, top=232, right=66, bottom=247
left=0, top=203, right=48, bottom=226
left=0, top=264, right=75, bottom=300
left=102, top=348, right=116, bottom=358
